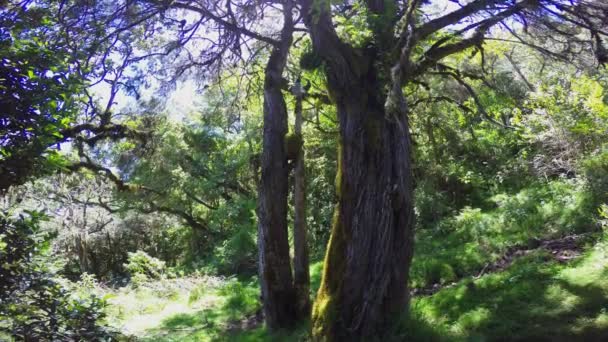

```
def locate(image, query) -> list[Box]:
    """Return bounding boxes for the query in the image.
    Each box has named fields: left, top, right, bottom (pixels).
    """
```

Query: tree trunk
left=302, top=4, right=416, bottom=340
left=77, top=202, right=90, bottom=274
left=312, top=78, right=416, bottom=341
left=256, top=4, right=296, bottom=330
left=292, top=81, right=311, bottom=319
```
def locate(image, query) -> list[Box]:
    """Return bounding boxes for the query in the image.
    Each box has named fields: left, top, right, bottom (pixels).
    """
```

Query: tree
left=256, top=1, right=300, bottom=328
left=291, top=78, right=311, bottom=318
left=0, top=2, right=84, bottom=190
left=0, top=0, right=147, bottom=191
left=297, top=0, right=608, bottom=339
left=10, top=0, right=606, bottom=338
left=2, top=0, right=303, bottom=329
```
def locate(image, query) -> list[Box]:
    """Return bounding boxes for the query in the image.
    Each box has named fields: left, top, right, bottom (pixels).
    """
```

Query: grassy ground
left=101, top=274, right=309, bottom=341
left=101, top=180, right=608, bottom=341
left=409, top=242, right=608, bottom=341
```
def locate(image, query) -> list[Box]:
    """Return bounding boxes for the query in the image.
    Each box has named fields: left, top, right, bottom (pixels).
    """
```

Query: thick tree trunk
left=292, top=83, right=311, bottom=319
left=256, top=4, right=296, bottom=330
left=311, top=74, right=416, bottom=340
left=301, top=5, right=416, bottom=339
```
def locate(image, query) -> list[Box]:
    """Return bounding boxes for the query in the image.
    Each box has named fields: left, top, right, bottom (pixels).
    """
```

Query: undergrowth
left=98, top=179, right=608, bottom=341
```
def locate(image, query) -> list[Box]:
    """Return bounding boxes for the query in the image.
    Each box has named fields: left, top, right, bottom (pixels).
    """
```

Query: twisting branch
left=414, top=0, right=502, bottom=42
left=171, top=1, right=280, bottom=46
left=67, top=157, right=211, bottom=232
left=431, top=68, right=515, bottom=129
left=411, top=0, right=539, bottom=78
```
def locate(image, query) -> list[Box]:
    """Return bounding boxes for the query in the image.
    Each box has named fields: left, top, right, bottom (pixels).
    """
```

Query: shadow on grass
left=139, top=277, right=310, bottom=342
left=412, top=250, right=608, bottom=342
left=141, top=245, right=608, bottom=341
left=142, top=307, right=309, bottom=342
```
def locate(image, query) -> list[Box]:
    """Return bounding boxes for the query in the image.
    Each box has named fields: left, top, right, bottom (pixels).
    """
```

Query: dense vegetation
left=2, top=0, right=608, bottom=341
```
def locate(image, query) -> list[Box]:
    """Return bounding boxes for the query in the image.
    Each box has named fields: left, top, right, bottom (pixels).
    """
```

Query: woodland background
left=2, top=0, right=608, bottom=341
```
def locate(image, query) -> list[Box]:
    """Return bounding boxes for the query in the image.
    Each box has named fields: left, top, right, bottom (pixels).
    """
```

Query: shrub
left=599, top=204, right=608, bottom=231
left=0, top=210, right=114, bottom=341
left=206, top=227, right=256, bottom=275
left=124, top=250, right=166, bottom=280
left=415, top=180, right=452, bottom=226
left=581, top=149, right=608, bottom=205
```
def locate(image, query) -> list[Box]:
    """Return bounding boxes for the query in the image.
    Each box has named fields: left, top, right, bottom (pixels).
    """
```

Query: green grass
left=99, top=179, right=608, bottom=341
left=103, top=276, right=266, bottom=341
left=409, top=240, right=608, bottom=341
left=411, top=179, right=596, bottom=288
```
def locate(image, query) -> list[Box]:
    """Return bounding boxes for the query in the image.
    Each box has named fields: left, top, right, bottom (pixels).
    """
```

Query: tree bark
left=302, top=3, right=416, bottom=340
left=256, top=3, right=297, bottom=330
left=312, top=77, right=416, bottom=341
left=292, top=80, right=311, bottom=319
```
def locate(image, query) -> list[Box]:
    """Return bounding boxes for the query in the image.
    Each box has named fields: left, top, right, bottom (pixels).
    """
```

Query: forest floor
left=102, top=182, right=608, bottom=341
left=104, top=239, right=608, bottom=341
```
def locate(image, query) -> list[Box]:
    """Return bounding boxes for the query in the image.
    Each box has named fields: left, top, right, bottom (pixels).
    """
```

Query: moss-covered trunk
left=256, top=4, right=297, bottom=330
left=311, top=73, right=416, bottom=339
left=301, top=1, right=416, bottom=338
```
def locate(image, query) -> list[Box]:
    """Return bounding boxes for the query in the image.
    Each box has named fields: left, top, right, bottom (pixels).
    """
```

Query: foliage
left=581, top=149, right=608, bottom=205
left=125, top=250, right=167, bottom=281
left=0, top=211, right=114, bottom=340
left=2, top=0, right=608, bottom=339
left=0, top=2, right=85, bottom=189
left=411, top=179, right=595, bottom=289
left=523, top=74, right=608, bottom=178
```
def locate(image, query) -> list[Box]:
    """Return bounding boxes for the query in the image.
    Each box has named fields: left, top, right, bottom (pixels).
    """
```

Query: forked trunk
left=300, top=3, right=417, bottom=337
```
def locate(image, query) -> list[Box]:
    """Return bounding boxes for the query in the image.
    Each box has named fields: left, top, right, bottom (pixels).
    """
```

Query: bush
left=217, top=278, right=260, bottom=319
left=124, top=250, right=166, bottom=280
left=205, top=227, right=256, bottom=275
left=599, top=204, right=608, bottom=231
left=581, top=149, right=608, bottom=205
left=415, top=180, right=453, bottom=226
left=0, top=210, right=114, bottom=341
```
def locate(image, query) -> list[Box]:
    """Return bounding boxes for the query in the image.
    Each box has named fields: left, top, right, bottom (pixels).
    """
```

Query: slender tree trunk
left=302, top=4, right=416, bottom=340
left=256, top=3, right=296, bottom=330
left=292, top=80, right=311, bottom=319
left=77, top=202, right=90, bottom=274
left=425, top=117, right=440, bottom=164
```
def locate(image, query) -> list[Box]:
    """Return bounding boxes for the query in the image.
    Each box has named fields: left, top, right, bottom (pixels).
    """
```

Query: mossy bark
left=302, top=1, right=416, bottom=339
left=311, top=81, right=416, bottom=340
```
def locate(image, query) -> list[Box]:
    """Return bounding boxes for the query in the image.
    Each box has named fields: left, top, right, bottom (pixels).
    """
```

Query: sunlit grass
left=98, top=179, right=608, bottom=341
left=410, top=241, right=608, bottom=341
left=103, top=276, right=224, bottom=338
left=411, top=179, right=596, bottom=289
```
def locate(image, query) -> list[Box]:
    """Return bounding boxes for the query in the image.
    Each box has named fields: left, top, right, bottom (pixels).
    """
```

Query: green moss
left=284, top=132, right=303, bottom=160
left=334, top=144, right=342, bottom=196
left=312, top=208, right=346, bottom=341
left=312, top=146, right=348, bottom=341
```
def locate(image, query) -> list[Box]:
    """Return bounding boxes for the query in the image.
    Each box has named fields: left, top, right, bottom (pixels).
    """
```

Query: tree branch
left=171, top=1, right=280, bottom=46
left=411, top=0, right=538, bottom=78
